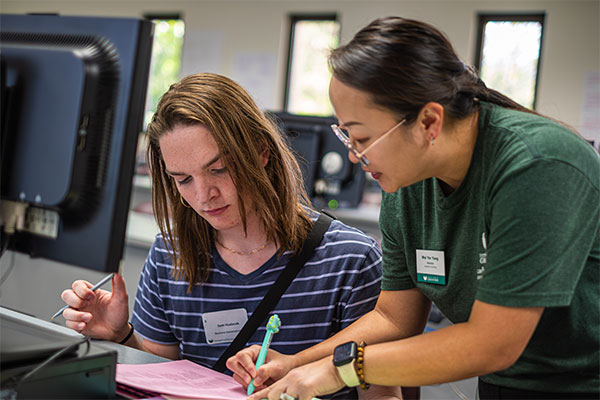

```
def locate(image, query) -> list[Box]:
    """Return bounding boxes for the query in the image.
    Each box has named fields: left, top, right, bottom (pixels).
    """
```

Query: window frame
left=474, top=13, right=545, bottom=109
left=283, top=13, right=339, bottom=113
left=144, top=13, right=182, bottom=22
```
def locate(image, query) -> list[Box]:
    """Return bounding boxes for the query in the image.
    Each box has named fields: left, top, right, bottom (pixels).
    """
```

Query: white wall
left=0, top=244, right=148, bottom=321
left=1, top=1, right=598, bottom=320
left=3, top=0, right=599, bottom=135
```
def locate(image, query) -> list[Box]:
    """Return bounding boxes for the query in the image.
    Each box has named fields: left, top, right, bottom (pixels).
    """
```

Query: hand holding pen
left=52, top=273, right=115, bottom=319
left=56, top=272, right=131, bottom=342
left=248, top=314, right=281, bottom=395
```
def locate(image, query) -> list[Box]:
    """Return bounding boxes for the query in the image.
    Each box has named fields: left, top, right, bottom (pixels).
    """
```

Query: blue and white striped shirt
left=131, top=218, right=382, bottom=398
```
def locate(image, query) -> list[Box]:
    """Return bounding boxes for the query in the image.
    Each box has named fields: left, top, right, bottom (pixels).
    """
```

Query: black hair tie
left=119, top=323, right=135, bottom=344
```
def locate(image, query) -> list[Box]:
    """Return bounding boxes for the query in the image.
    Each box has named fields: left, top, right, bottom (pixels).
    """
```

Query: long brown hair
left=146, top=73, right=313, bottom=290
left=329, top=16, right=537, bottom=124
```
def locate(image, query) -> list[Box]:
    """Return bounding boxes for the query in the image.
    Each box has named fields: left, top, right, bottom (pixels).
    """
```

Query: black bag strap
left=212, top=212, right=333, bottom=372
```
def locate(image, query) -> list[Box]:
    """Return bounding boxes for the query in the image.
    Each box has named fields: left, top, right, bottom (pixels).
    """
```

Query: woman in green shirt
left=228, top=16, right=599, bottom=399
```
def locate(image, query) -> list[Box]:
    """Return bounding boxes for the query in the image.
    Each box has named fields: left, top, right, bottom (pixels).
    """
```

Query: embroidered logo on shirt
left=477, top=232, right=487, bottom=280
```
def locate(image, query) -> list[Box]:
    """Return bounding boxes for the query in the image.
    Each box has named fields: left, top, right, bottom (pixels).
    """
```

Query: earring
left=180, top=194, right=191, bottom=208
left=430, top=135, right=435, bottom=145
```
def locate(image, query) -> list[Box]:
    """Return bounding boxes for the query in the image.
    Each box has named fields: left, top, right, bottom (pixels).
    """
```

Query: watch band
left=336, top=360, right=361, bottom=387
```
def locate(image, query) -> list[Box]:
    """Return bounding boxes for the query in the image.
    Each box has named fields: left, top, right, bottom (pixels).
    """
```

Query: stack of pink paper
left=116, top=359, right=247, bottom=399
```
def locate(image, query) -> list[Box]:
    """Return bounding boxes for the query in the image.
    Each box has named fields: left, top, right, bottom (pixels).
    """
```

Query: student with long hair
left=60, top=73, right=401, bottom=399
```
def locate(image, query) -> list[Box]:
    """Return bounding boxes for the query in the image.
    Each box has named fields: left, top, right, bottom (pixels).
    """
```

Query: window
left=475, top=14, right=545, bottom=109
left=143, top=14, right=185, bottom=128
left=284, top=15, right=340, bottom=116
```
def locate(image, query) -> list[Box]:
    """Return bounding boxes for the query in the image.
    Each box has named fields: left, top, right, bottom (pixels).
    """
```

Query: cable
left=0, top=231, right=9, bottom=258
left=0, top=218, right=16, bottom=290
left=10, top=336, right=91, bottom=394
left=0, top=236, right=15, bottom=289
left=0, top=231, right=11, bottom=259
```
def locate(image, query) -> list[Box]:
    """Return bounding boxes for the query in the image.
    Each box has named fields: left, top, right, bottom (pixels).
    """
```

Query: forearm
left=115, top=323, right=149, bottom=352
left=119, top=325, right=181, bottom=360
left=362, top=323, right=494, bottom=386
left=293, top=311, right=392, bottom=366
left=294, top=291, right=430, bottom=366
left=120, top=331, right=145, bottom=351
left=362, top=303, right=543, bottom=387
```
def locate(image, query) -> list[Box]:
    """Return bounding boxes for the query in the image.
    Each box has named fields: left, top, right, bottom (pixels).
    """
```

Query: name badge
left=202, top=308, right=248, bottom=344
left=416, top=249, right=446, bottom=285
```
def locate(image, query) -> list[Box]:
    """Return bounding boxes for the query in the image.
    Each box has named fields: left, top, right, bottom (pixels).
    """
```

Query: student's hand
left=247, top=356, right=344, bottom=400
left=61, top=273, right=130, bottom=342
left=226, top=345, right=296, bottom=391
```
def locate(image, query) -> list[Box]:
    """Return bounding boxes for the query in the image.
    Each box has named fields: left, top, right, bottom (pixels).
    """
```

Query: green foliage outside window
left=287, top=20, right=340, bottom=116
left=144, top=19, right=185, bottom=128
left=479, top=20, right=542, bottom=110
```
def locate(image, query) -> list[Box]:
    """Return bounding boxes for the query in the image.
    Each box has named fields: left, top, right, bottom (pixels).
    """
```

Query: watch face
left=333, top=341, right=357, bottom=366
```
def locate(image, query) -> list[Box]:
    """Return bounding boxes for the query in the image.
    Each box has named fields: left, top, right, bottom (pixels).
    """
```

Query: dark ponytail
left=329, top=16, right=536, bottom=122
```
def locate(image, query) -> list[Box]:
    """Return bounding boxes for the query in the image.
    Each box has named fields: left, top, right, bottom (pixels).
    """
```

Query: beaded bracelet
left=119, top=322, right=134, bottom=345
left=356, top=341, right=370, bottom=390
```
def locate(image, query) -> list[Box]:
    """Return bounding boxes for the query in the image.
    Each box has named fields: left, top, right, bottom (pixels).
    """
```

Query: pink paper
left=116, top=360, right=247, bottom=399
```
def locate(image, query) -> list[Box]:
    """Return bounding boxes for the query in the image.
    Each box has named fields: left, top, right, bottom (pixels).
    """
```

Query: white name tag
left=202, top=308, right=248, bottom=344
left=416, top=249, right=446, bottom=285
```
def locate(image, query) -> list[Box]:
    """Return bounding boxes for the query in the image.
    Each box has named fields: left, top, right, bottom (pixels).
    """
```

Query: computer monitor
left=0, top=14, right=154, bottom=273
left=269, top=112, right=366, bottom=210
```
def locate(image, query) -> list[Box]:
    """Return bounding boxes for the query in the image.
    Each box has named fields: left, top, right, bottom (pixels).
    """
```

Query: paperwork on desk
left=116, top=359, right=247, bottom=399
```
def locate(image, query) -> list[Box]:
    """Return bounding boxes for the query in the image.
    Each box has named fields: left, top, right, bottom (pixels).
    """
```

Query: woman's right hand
left=60, top=273, right=130, bottom=342
left=226, top=345, right=297, bottom=391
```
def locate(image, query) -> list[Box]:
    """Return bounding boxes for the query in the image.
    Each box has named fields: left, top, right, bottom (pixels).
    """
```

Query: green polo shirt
left=380, top=102, right=599, bottom=392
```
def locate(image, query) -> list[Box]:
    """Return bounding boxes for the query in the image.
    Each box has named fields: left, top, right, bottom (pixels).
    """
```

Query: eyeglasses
left=330, top=119, right=406, bottom=167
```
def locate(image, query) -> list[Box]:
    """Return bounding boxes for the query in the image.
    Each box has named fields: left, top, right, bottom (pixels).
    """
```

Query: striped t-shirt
left=131, top=217, right=381, bottom=398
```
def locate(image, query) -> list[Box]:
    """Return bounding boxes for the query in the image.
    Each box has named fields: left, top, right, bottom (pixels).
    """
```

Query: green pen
left=248, top=314, right=281, bottom=395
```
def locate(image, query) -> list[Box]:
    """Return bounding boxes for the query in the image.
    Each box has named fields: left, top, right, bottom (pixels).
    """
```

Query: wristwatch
left=333, top=341, right=360, bottom=387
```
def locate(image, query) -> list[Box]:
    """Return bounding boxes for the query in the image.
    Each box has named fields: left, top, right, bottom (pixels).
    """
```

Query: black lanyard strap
left=212, top=212, right=333, bottom=373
